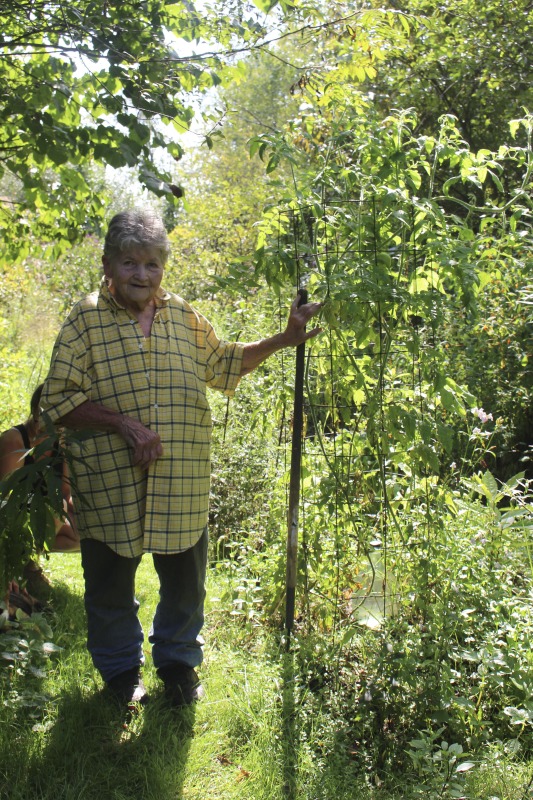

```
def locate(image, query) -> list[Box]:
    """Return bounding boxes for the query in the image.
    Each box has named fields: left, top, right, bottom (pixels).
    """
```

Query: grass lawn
left=0, top=552, right=369, bottom=800
left=2, top=553, right=531, bottom=800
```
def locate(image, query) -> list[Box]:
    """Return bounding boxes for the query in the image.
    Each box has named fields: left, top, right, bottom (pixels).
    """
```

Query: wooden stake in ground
left=285, top=288, right=307, bottom=644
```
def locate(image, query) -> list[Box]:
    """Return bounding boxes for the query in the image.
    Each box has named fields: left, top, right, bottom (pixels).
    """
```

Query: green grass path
left=1, top=552, right=363, bottom=800
left=3, top=554, right=528, bottom=800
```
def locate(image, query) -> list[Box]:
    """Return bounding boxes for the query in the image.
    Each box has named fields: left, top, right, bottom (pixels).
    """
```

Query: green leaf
left=42, top=642, right=64, bottom=654
left=455, top=761, right=475, bottom=773
left=249, top=137, right=262, bottom=158
left=251, top=0, right=279, bottom=11
left=436, top=423, right=454, bottom=453
left=481, top=470, right=499, bottom=499
left=399, top=13, right=410, bottom=33
left=489, top=170, right=504, bottom=192
left=266, top=154, right=280, bottom=174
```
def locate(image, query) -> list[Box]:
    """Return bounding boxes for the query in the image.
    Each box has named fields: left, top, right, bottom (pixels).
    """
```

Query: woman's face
left=103, top=246, right=165, bottom=313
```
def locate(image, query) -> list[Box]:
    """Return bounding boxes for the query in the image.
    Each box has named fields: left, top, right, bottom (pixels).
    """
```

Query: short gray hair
left=103, top=210, right=170, bottom=264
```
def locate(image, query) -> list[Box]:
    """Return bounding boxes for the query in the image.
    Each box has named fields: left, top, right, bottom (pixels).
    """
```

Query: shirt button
left=154, top=403, right=159, bottom=409
left=130, top=319, right=135, bottom=324
left=146, top=372, right=150, bottom=380
left=139, top=342, right=144, bottom=350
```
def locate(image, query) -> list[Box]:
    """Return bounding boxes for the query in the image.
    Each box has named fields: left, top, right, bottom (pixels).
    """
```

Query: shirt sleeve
left=203, top=321, right=244, bottom=397
left=41, top=309, right=91, bottom=423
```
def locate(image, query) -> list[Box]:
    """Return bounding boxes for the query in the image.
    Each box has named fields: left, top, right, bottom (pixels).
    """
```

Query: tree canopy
left=0, top=0, right=272, bottom=261
left=320, top=0, right=533, bottom=152
left=1, top=0, right=532, bottom=263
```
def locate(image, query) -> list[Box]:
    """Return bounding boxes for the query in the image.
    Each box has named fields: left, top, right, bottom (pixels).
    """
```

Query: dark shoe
left=157, top=663, right=205, bottom=707
left=106, top=667, right=149, bottom=707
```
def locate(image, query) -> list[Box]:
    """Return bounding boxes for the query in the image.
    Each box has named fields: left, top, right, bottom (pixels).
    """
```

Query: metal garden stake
left=285, top=287, right=308, bottom=644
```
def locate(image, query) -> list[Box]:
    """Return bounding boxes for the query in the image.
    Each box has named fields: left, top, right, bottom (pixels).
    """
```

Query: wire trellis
left=277, top=197, right=445, bottom=643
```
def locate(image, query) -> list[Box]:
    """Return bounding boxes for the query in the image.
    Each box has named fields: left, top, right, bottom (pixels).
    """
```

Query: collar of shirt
left=99, top=277, right=171, bottom=313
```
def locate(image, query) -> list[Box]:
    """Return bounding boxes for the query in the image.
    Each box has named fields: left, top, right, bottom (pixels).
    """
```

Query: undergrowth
left=1, top=535, right=531, bottom=800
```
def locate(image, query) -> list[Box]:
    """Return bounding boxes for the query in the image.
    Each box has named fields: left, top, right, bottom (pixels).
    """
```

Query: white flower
left=472, top=407, right=493, bottom=423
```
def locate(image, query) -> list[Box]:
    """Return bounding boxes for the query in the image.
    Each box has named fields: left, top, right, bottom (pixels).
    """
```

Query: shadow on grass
left=281, top=649, right=298, bottom=800
left=3, top=579, right=196, bottom=800
left=27, top=688, right=196, bottom=800
left=277, top=638, right=365, bottom=800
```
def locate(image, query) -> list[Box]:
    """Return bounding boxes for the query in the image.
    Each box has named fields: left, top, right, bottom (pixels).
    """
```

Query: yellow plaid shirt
left=42, top=281, right=244, bottom=557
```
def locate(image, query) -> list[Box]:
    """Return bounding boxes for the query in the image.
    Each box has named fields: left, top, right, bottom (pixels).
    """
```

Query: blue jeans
left=80, top=529, right=208, bottom=683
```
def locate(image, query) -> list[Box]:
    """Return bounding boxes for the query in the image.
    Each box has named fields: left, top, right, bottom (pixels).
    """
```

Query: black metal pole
left=285, top=288, right=308, bottom=645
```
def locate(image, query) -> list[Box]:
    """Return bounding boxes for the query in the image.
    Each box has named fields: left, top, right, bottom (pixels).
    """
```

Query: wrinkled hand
left=119, top=416, right=163, bottom=470
left=282, top=294, right=323, bottom=347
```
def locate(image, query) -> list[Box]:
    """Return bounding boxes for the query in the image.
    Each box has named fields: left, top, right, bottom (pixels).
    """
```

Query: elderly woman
left=42, top=209, right=321, bottom=708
